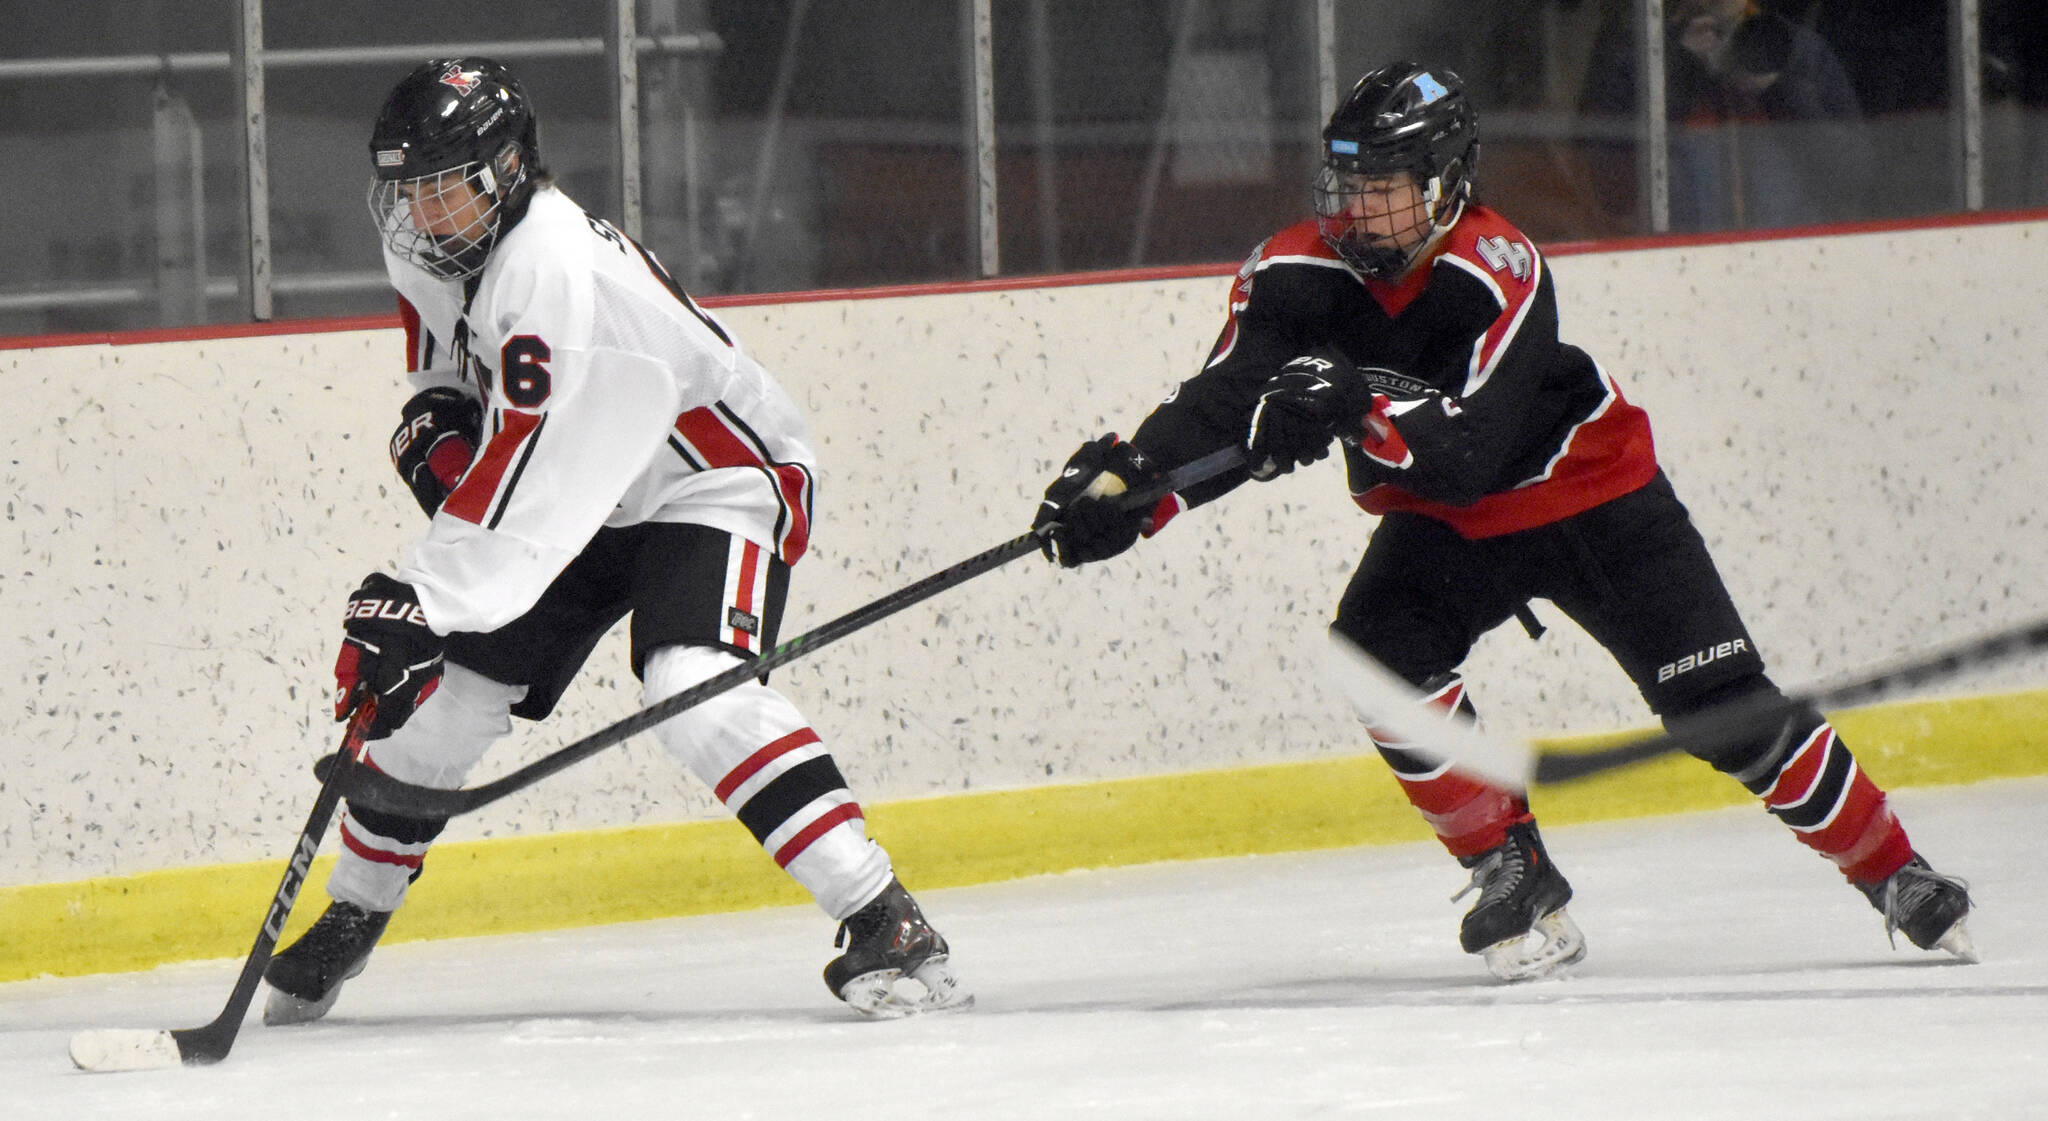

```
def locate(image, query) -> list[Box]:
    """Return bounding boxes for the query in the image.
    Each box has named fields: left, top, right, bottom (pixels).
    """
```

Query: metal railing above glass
left=1, top=0, right=2041, bottom=340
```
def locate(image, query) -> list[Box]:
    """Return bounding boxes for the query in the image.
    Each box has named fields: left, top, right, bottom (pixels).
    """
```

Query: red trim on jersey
left=1357, top=386, right=1659, bottom=539
left=772, top=802, right=865, bottom=867
left=1434, top=208, right=1544, bottom=392
left=673, top=407, right=814, bottom=564
left=1139, top=493, right=1186, bottom=538
left=339, top=821, right=425, bottom=869
left=715, top=727, right=824, bottom=803
left=397, top=296, right=425, bottom=373
left=440, top=410, right=542, bottom=525
left=1257, top=221, right=1334, bottom=262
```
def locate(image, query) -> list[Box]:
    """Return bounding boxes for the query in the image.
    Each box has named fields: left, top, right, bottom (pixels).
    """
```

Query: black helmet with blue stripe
left=1313, top=62, right=1479, bottom=278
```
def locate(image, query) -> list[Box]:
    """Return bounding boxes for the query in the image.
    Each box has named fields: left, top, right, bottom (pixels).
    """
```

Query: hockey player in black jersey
left=1034, top=62, right=1974, bottom=981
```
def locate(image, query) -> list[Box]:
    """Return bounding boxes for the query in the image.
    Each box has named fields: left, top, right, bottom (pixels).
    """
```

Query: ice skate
left=1858, top=855, right=1977, bottom=963
left=1454, top=821, right=1585, bottom=982
left=824, top=879, right=972, bottom=1018
left=262, top=901, right=391, bottom=1025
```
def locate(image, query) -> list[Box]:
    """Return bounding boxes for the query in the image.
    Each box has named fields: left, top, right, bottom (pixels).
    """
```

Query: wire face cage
left=368, top=162, right=508, bottom=281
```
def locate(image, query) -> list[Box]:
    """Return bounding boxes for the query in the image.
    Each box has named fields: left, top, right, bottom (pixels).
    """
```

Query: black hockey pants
left=1330, top=471, right=1814, bottom=774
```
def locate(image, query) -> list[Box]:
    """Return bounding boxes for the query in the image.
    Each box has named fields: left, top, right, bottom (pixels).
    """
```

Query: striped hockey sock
left=1370, top=676, right=1534, bottom=859
left=1747, top=722, right=1914, bottom=885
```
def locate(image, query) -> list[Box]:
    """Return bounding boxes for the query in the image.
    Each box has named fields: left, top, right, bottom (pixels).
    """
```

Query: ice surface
left=5, top=779, right=2043, bottom=1120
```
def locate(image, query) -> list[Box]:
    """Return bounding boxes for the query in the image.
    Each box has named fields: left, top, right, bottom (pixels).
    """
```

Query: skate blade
left=838, top=956, right=975, bottom=1019
left=1481, top=907, right=1587, bottom=983
left=1933, top=918, right=1980, bottom=964
left=263, top=982, right=346, bottom=1026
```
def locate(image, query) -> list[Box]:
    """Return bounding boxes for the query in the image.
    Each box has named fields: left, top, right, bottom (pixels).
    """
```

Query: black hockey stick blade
left=72, top=704, right=377, bottom=1070
left=328, top=445, right=1251, bottom=819
left=69, top=703, right=378, bottom=1072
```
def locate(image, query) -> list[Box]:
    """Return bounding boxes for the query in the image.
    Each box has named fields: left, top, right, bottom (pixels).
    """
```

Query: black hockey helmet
left=367, top=58, right=543, bottom=280
left=1313, top=62, right=1480, bottom=278
left=369, top=57, right=540, bottom=183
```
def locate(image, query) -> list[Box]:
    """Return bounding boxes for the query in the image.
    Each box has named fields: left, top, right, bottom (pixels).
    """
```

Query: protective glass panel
left=1331, top=0, right=1653, bottom=242
left=653, top=0, right=970, bottom=294
left=262, top=5, right=615, bottom=320
left=0, top=3, right=242, bottom=336
left=1983, top=3, right=2048, bottom=210
left=0, top=1, right=2035, bottom=336
left=989, top=0, right=1323, bottom=274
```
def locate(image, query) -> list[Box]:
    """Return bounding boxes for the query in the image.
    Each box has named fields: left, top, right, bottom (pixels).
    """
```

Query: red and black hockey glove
left=1032, top=434, right=1166, bottom=568
left=334, top=573, right=444, bottom=738
left=390, top=387, right=483, bottom=517
left=1246, top=354, right=1371, bottom=481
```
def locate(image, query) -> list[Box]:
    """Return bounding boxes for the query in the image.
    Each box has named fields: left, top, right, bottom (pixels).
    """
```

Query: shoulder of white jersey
left=478, top=185, right=742, bottom=369
left=470, top=187, right=600, bottom=344
left=487, top=186, right=596, bottom=278
left=1429, top=205, right=1543, bottom=310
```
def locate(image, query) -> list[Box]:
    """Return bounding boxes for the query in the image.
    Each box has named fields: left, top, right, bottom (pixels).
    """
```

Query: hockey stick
left=68, top=702, right=379, bottom=1072
left=1328, top=616, right=2048, bottom=788
left=326, top=445, right=1252, bottom=819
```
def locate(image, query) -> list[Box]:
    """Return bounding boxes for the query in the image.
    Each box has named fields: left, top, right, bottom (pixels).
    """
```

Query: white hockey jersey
left=385, top=185, right=817, bottom=636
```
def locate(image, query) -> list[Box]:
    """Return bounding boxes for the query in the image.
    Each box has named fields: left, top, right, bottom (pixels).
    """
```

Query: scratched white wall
left=5, top=217, right=2046, bottom=886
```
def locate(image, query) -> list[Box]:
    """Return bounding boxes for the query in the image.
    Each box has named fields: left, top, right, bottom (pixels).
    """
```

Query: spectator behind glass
left=1581, top=0, right=1871, bottom=231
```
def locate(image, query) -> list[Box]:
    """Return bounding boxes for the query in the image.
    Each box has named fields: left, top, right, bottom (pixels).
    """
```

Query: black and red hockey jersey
left=1131, top=206, right=1658, bottom=539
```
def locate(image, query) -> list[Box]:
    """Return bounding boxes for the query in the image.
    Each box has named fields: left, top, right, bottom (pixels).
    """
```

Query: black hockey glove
left=1246, top=355, right=1372, bottom=481
left=1032, top=434, right=1166, bottom=568
left=333, top=573, right=444, bottom=739
left=390, top=387, right=483, bottom=517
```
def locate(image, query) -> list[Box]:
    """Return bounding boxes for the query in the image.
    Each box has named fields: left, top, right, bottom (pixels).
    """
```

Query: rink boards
left=4, top=213, right=2047, bottom=982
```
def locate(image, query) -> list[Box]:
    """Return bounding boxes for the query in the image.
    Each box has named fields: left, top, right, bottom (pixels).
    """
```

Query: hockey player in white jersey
left=264, top=57, right=968, bottom=1023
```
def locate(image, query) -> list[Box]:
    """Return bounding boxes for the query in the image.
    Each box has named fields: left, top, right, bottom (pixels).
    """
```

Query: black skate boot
left=1453, top=820, right=1585, bottom=981
left=1857, top=854, right=1977, bottom=962
left=823, top=879, right=971, bottom=1018
left=262, top=900, right=391, bottom=1025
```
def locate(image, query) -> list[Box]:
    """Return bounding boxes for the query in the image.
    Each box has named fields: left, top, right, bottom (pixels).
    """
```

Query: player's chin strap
left=325, top=446, right=1252, bottom=819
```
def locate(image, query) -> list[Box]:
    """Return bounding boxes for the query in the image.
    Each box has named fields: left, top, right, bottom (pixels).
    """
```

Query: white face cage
left=1311, top=165, right=1457, bottom=279
left=367, top=160, right=507, bottom=281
